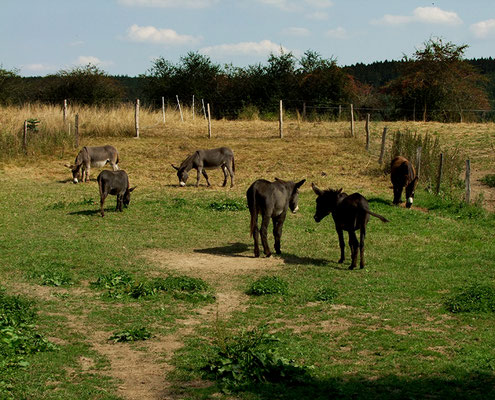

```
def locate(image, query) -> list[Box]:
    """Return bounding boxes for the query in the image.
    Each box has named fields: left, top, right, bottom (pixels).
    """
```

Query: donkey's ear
left=275, top=177, right=282, bottom=182
left=311, top=182, right=323, bottom=196
left=337, top=188, right=343, bottom=194
left=295, top=179, right=306, bottom=190
left=129, top=186, right=137, bottom=192
left=171, top=164, right=179, bottom=171
left=64, top=163, right=73, bottom=169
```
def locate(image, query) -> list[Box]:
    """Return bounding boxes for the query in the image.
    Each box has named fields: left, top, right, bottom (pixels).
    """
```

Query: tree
left=45, top=64, right=124, bottom=105
left=0, top=66, right=22, bottom=104
left=388, top=38, right=489, bottom=122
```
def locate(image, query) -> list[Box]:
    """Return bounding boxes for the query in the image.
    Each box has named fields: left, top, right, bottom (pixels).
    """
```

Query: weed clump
left=445, top=283, right=495, bottom=313
left=203, top=326, right=311, bottom=389
left=108, top=327, right=152, bottom=343
left=247, top=276, right=288, bottom=296
left=0, top=290, right=56, bottom=388
left=315, top=287, right=338, bottom=303
left=90, top=270, right=214, bottom=302
left=28, top=269, right=74, bottom=287
left=209, top=198, right=246, bottom=212
left=480, top=174, right=495, bottom=188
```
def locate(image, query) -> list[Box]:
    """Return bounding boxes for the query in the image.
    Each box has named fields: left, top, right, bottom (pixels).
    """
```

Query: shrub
left=203, top=326, right=311, bottom=389
left=108, top=327, right=152, bottom=343
left=445, top=284, right=495, bottom=313
left=247, top=276, right=288, bottom=296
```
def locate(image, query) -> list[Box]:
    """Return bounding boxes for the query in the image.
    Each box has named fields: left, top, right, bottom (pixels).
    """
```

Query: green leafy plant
left=108, top=327, right=152, bottom=343
left=445, top=283, right=495, bottom=313
left=0, top=291, right=56, bottom=373
left=26, top=118, right=40, bottom=132
left=203, top=326, right=311, bottom=389
left=28, top=270, right=73, bottom=287
left=247, top=276, right=288, bottom=296
left=315, top=287, right=338, bottom=302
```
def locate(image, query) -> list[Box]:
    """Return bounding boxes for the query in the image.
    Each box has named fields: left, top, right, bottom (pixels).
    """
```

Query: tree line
left=1, top=38, right=494, bottom=122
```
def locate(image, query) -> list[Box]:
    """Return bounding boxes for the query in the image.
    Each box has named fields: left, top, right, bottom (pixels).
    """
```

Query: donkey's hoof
left=338, top=258, right=345, bottom=264
left=265, top=253, right=272, bottom=258
left=348, top=265, right=355, bottom=270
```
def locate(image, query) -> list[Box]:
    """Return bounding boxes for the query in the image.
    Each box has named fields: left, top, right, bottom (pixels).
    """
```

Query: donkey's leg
left=359, top=226, right=366, bottom=269
left=116, top=195, right=121, bottom=211
left=393, top=185, right=403, bottom=205
left=196, top=168, right=202, bottom=187
left=272, top=213, right=286, bottom=255
left=348, top=231, right=359, bottom=270
left=336, top=227, right=346, bottom=263
left=85, top=166, right=91, bottom=182
left=100, top=193, right=107, bottom=217
left=221, top=166, right=228, bottom=187
left=226, top=161, right=235, bottom=187
left=253, top=223, right=260, bottom=258
left=260, top=215, right=272, bottom=257
left=201, top=169, right=211, bottom=187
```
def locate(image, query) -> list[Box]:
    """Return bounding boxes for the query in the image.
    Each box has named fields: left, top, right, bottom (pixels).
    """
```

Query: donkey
left=247, top=178, right=305, bottom=257
left=97, top=170, right=136, bottom=217
left=172, top=147, right=235, bottom=187
left=65, top=145, right=119, bottom=184
left=391, top=156, right=418, bottom=208
left=312, top=183, right=389, bottom=269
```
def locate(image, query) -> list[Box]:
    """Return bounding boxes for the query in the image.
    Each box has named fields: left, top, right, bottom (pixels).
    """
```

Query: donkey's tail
left=247, top=187, right=257, bottom=237
left=231, top=154, right=235, bottom=173
left=367, top=210, right=389, bottom=223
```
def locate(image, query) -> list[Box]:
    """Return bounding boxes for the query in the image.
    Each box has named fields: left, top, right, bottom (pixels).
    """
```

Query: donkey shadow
left=194, top=242, right=252, bottom=258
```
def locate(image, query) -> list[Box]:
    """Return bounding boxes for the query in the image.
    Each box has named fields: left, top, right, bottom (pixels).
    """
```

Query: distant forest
left=2, top=39, right=495, bottom=122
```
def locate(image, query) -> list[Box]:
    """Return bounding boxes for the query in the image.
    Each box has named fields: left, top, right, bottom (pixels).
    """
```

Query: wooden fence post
left=279, top=100, right=284, bottom=139
left=365, top=113, right=370, bottom=151
left=465, top=159, right=471, bottom=203
left=23, top=120, right=28, bottom=153
left=192, top=95, right=195, bottom=121
left=162, top=97, right=166, bottom=124
left=202, top=99, right=207, bottom=120
left=378, top=127, right=388, bottom=164
left=75, top=114, right=79, bottom=147
left=436, top=153, right=444, bottom=195
left=176, top=95, right=184, bottom=122
left=350, top=104, right=355, bottom=137
left=134, top=99, right=140, bottom=138
left=207, top=103, right=212, bottom=139
left=338, top=105, right=342, bottom=120
left=416, top=146, right=422, bottom=179
left=63, top=99, right=68, bottom=124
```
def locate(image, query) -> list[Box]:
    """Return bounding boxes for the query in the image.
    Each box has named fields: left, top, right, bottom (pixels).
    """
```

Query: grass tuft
left=445, top=283, right=495, bottom=313
left=480, top=174, right=495, bottom=188
left=314, top=287, right=338, bottom=303
left=247, top=276, right=289, bottom=296
left=108, top=327, right=152, bottom=343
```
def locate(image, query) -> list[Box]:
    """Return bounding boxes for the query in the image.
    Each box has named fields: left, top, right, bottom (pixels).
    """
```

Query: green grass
left=0, top=170, right=495, bottom=399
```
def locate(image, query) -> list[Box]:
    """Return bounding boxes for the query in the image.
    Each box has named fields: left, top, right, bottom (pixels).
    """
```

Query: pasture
left=1, top=111, right=495, bottom=399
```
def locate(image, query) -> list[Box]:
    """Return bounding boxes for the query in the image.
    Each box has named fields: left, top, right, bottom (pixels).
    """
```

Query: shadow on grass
left=68, top=209, right=104, bottom=216
left=191, top=371, right=495, bottom=400
left=279, top=253, right=334, bottom=268
left=194, top=242, right=251, bottom=258
left=367, top=197, right=393, bottom=206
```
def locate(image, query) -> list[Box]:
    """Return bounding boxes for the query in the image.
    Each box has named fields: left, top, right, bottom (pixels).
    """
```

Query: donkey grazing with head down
left=391, top=156, right=418, bottom=208
left=172, top=147, right=235, bottom=187
left=97, top=170, right=136, bottom=217
left=312, top=183, right=389, bottom=270
left=65, top=145, right=119, bottom=184
left=247, top=178, right=305, bottom=258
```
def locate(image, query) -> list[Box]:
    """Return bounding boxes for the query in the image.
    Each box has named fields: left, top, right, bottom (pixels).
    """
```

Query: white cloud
left=257, top=0, right=332, bottom=12
left=326, top=27, right=347, bottom=39
left=118, top=0, right=218, bottom=8
left=75, top=56, right=113, bottom=68
left=127, top=24, right=201, bottom=45
left=471, top=19, right=495, bottom=38
left=373, top=6, right=462, bottom=26
left=201, top=40, right=288, bottom=56
left=23, top=63, right=55, bottom=72
left=282, top=27, right=310, bottom=37
left=306, top=11, right=328, bottom=20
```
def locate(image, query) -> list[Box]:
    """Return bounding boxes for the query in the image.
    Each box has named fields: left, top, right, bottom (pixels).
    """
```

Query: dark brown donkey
left=97, top=170, right=136, bottom=217
left=312, top=183, right=389, bottom=269
left=391, top=156, right=418, bottom=208
left=247, top=178, right=305, bottom=257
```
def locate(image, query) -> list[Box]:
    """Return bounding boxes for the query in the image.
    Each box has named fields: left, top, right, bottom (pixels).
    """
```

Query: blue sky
left=2, top=0, right=494, bottom=76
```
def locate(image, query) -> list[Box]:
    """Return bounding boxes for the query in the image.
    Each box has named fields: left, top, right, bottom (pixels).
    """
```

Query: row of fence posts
left=22, top=99, right=473, bottom=203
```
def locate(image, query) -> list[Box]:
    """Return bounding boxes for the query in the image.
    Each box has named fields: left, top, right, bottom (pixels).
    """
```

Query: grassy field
left=1, top=110, right=495, bottom=399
